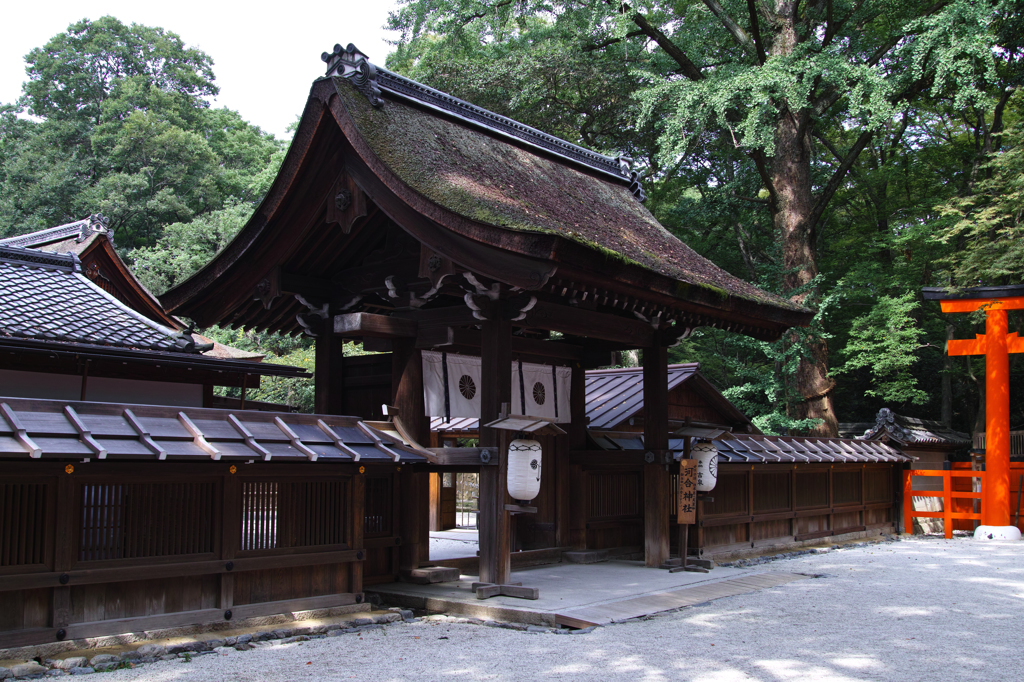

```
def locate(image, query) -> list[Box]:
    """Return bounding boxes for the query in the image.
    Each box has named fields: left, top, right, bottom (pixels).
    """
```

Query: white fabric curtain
left=511, top=360, right=571, bottom=423
left=423, top=351, right=572, bottom=423
left=422, top=351, right=482, bottom=420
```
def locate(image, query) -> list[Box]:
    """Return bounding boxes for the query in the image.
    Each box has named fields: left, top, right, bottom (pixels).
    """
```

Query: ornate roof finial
left=322, top=44, right=383, bottom=108
left=77, top=213, right=112, bottom=244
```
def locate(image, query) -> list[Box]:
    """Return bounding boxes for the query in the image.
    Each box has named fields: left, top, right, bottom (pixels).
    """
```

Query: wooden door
left=441, top=473, right=457, bottom=530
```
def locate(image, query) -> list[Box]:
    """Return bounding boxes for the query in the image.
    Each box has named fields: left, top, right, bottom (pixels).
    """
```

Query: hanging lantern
left=692, top=442, right=718, bottom=492
left=507, top=439, right=542, bottom=501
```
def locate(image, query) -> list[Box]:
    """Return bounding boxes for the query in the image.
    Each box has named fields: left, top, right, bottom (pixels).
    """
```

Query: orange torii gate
left=923, top=286, right=1024, bottom=529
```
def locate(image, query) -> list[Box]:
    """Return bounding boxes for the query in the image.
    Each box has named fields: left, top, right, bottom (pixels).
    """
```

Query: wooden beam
left=644, top=345, right=671, bottom=567
left=280, top=271, right=333, bottom=298
left=335, top=312, right=417, bottom=338
left=522, top=301, right=655, bottom=346
left=416, top=325, right=609, bottom=366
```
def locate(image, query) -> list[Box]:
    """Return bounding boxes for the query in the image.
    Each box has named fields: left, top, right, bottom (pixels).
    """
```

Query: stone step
left=562, top=549, right=609, bottom=564
left=402, top=566, right=461, bottom=584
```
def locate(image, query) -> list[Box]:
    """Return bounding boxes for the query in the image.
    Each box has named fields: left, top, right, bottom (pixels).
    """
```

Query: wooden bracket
left=274, top=417, right=318, bottom=461
left=1, top=402, right=41, bottom=458
left=63, top=406, right=107, bottom=459
left=123, top=409, right=167, bottom=459
left=178, top=412, right=221, bottom=460
left=227, top=414, right=272, bottom=461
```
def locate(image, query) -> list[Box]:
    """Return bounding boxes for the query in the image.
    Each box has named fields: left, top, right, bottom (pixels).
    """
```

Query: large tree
left=1, top=17, right=283, bottom=250
left=389, top=0, right=998, bottom=435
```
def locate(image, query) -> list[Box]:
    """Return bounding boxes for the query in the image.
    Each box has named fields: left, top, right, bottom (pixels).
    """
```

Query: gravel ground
left=99, top=536, right=1023, bottom=682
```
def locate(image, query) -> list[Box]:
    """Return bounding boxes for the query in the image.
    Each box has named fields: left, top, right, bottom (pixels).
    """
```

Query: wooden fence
left=903, top=469, right=984, bottom=538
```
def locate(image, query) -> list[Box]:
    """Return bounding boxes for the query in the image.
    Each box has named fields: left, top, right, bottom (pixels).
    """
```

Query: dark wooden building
left=160, top=44, right=814, bottom=589
left=0, top=235, right=306, bottom=409
left=0, top=43, right=821, bottom=646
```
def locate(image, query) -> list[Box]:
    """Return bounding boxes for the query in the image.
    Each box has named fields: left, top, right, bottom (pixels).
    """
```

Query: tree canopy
left=387, top=0, right=1023, bottom=434
left=0, top=16, right=284, bottom=251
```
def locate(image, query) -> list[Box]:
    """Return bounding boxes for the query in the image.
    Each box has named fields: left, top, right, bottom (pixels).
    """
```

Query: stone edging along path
left=0, top=610, right=598, bottom=680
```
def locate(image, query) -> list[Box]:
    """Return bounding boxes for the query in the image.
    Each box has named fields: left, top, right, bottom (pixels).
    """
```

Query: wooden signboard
left=677, top=459, right=697, bottom=525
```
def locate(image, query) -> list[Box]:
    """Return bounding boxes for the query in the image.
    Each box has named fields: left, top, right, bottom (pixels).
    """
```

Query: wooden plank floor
left=555, top=572, right=806, bottom=628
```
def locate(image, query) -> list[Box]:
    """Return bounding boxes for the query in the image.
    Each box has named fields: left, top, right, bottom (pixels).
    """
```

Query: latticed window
left=79, top=482, right=215, bottom=561
left=241, top=480, right=348, bottom=551
left=1, top=482, right=48, bottom=566
left=364, top=475, right=393, bottom=538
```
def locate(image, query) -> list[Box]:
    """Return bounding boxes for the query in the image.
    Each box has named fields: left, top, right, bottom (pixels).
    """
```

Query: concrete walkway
left=367, top=559, right=767, bottom=626
left=429, top=529, right=479, bottom=561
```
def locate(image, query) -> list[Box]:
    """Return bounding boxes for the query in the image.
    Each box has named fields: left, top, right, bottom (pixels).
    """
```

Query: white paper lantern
left=507, top=439, right=542, bottom=501
left=692, top=442, right=718, bottom=492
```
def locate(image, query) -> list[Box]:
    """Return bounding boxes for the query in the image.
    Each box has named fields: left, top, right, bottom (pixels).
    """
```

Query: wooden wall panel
left=753, top=473, right=790, bottom=513
left=752, top=519, right=791, bottom=542
left=864, top=468, right=891, bottom=503
left=703, top=523, right=748, bottom=547
left=794, top=472, right=828, bottom=508
left=0, top=588, right=49, bottom=631
left=232, top=564, right=350, bottom=606
left=833, top=471, right=863, bottom=506
left=704, top=473, right=748, bottom=516
left=69, top=576, right=217, bottom=623
left=833, top=511, right=862, bottom=531
left=796, top=514, right=829, bottom=535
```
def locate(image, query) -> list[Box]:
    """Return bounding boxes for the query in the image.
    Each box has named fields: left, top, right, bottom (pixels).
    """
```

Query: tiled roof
left=0, top=397, right=426, bottom=462
left=0, top=245, right=197, bottom=353
left=858, top=408, right=970, bottom=446
left=0, top=214, right=110, bottom=250
left=585, top=364, right=700, bottom=430
left=713, top=433, right=910, bottom=463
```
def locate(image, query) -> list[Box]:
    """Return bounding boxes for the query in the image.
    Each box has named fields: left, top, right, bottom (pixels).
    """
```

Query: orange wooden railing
left=903, top=469, right=986, bottom=539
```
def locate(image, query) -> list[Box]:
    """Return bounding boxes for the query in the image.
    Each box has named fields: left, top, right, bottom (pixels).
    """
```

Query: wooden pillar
left=643, top=345, right=670, bottom=567
left=220, top=471, right=241, bottom=614
left=478, top=318, right=512, bottom=584
left=393, top=338, right=430, bottom=569
left=51, top=472, right=75, bottom=631
left=315, top=319, right=346, bottom=415
left=556, top=362, right=586, bottom=548
left=985, top=308, right=1011, bottom=526
left=351, top=471, right=365, bottom=597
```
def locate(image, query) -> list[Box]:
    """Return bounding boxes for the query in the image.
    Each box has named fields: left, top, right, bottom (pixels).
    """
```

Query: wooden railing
left=903, top=469, right=985, bottom=538
left=973, top=430, right=1024, bottom=454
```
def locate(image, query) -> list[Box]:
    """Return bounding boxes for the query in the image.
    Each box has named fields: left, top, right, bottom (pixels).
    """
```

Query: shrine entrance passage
left=904, top=469, right=986, bottom=538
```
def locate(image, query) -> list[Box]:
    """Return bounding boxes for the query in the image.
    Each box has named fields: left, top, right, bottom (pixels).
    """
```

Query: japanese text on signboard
left=678, top=459, right=697, bottom=524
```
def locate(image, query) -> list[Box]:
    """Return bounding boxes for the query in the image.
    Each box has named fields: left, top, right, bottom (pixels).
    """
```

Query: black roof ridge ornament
left=321, top=43, right=648, bottom=202
left=322, top=44, right=383, bottom=107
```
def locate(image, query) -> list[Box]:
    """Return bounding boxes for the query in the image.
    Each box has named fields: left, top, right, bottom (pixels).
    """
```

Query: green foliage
left=201, top=327, right=379, bottom=414
left=0, top=16, right=284, bottom=250
left=128, top=201, right=253, bottom=294
left=936, top=93, right=1024, bottom=286
left=835, top=292, right=930, bottom=406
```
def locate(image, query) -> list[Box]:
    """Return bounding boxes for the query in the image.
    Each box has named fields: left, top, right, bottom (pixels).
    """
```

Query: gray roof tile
left=0, top=245, right=197, bottom=353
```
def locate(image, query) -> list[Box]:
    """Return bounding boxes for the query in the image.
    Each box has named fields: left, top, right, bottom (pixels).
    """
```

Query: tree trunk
left=770, top=4, right=838, bottom=436
left=942, top=325, right=954, bottom=427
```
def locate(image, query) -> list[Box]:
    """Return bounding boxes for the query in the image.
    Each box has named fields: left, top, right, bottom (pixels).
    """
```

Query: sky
left=0, top=0, right=404, bottom=138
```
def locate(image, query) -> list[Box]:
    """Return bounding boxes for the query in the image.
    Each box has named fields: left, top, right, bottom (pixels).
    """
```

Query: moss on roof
left=335, top=80, right=803, bottom=313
